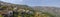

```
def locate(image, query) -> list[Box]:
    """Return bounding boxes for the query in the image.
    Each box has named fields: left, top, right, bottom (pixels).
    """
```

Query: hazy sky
left=0, top=0, right=60, bottom=7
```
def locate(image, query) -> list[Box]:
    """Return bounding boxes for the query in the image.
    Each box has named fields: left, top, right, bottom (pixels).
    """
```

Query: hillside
left=0, top=1, right=56, bottom=17
left=33, top=6, right=60, bottom=17
left=0, top=1, right=31, bottom=13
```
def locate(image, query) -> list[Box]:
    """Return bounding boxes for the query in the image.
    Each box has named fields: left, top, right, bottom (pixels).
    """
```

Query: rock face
left=33, top=6, right=60, bottom=17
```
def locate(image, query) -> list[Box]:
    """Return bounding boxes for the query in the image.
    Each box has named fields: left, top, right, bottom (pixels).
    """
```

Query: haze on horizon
left=0, top=0, right=60, bottom=7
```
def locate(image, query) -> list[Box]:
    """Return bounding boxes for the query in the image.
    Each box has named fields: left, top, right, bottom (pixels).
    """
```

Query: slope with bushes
left=0, top=1, right=55, bottom=17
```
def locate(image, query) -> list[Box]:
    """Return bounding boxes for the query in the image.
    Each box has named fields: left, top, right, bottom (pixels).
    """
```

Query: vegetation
left=0, top=1, right=56, bottom=17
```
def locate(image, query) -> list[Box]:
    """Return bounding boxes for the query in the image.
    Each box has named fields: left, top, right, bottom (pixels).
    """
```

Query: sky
left=0, top=0, right=60, bottom=7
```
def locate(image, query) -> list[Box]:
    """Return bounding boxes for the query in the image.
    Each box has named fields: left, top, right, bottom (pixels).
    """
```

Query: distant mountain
left=33, top=6, right=60, bottom=17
